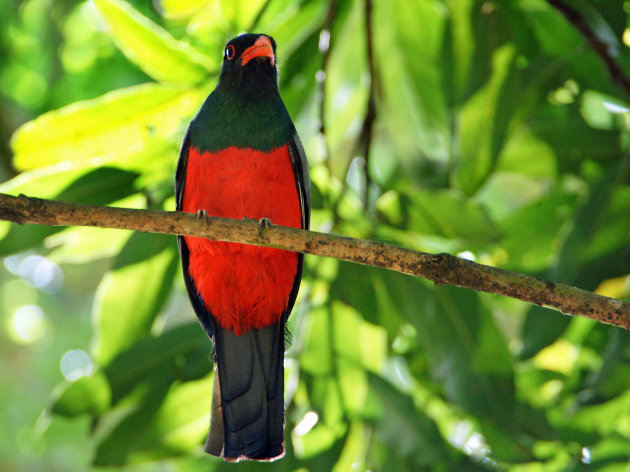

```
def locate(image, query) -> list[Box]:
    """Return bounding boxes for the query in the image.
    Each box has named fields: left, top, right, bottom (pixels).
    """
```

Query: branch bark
left=1, top=192, right=629, bottom=330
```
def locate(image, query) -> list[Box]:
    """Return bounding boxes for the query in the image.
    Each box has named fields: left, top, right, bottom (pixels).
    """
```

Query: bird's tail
left=204, top=321, right=285, bottom=461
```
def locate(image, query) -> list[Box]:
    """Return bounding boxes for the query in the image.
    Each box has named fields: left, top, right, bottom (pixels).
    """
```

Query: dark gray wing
left=283, top=126, right=311, bottom=322
left=287, top=126, right=311, bottom=230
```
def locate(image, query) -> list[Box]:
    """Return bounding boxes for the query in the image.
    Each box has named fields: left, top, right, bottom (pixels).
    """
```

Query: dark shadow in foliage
left=94, top=323, right=212, bottom=465
left=521, top=162, right=626, bottom=359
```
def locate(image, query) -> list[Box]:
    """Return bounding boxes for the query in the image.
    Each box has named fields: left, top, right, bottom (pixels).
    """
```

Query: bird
left=175, top=33, right=310, bottom=462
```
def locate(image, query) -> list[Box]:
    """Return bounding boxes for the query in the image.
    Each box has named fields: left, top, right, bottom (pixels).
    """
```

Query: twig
left=1, top=193, right=629, bottom=330
left=359, top=0, right=376, bottom=206
left=331, top=0, right=377, bottom=218
left=319, top=0, right=338, bottom=172
left=546, top=0, right=630, bottom=96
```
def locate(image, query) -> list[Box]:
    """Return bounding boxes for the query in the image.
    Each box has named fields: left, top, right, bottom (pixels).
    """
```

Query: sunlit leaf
left=52, top=372, right=112, bottom=417
left=94, top=0, right=212, bottom=83
left=11, top=84, right=204, bottom=171
left=156, top=0, right=210, bottom=21
left=300, top=306, right=333, bottom=376
left=581, top=89, right=628, bottom=130
left=150, top=376, right=214, bottom=451
left=496, top=127, right=557, bottom=178
left=219, top=0, right=266, bottom=30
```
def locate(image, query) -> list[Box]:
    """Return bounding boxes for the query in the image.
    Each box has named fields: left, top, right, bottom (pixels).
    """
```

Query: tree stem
left=1, top=192, right=629, bottom=329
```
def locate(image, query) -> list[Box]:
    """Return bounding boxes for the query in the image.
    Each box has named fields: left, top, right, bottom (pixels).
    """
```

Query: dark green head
left=190, top=33, right=292, bottom=152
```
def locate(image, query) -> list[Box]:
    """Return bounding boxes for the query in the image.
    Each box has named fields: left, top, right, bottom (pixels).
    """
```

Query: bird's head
left=217, top=34, right=278, bottom=99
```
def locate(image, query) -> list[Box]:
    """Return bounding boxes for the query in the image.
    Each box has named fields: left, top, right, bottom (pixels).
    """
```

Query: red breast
left=182, top=144, right=301, bottom=335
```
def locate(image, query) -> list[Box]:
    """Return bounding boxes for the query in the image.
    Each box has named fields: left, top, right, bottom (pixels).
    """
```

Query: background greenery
left=1, top=0, right=630, bottom=470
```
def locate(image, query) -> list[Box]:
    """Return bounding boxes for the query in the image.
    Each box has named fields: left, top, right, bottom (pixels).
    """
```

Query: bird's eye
left=225, top=45, right=235, bottom=60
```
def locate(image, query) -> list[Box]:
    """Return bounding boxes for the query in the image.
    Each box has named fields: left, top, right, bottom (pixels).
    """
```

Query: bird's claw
left=258, top=217, right=272, bottom=237
left=196, top=209, right=209, bottom=225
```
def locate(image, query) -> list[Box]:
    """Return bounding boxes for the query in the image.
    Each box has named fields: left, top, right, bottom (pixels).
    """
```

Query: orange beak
left=241, top=35, right=275, bottom=66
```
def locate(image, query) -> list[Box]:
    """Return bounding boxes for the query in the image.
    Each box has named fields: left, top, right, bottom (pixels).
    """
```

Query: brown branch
left=546, top=0, right=630, bottom=96
left=1, top=192, right=629, bottom=330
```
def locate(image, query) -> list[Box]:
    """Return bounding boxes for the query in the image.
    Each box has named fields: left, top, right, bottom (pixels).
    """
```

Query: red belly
left=182, top=144, right=301, bottom=335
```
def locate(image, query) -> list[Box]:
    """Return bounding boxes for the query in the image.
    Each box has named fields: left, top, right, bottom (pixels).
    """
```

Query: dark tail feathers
left=204, top=322, right=285, bottom=461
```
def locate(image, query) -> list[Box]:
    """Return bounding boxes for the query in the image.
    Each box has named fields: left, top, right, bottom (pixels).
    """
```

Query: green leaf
left=104, top=323, right=210, bottom=403
left=496, top=126, right=557, bottom=178
left=373, top=0, right=449, bottom=165
left=497, top=185, right=579, bottom=273
left=332, top=421, right=370, bottom=472
left=92, top=232, right=179, bottom=366
left=533, top=104, right=622, bottom=172
left=377, top=187, right=501, bottom=247
left=580, top=90, right=628, bottom=130
left=368, top=373, right=450, bottom=465
left=443, top=0, right=475, bottom=102
left=0, top=167, right=140, bottom=255
left=148, top=376, right=214, bottom=452
left=156, top=0, right=209, bottom=21
left=92, top=323, right=211, bottom=465
left=323, top=0, right=369, bottom=179
left=454, top=44, right=517, bottom=195
left=476, top=172, right=555, bottom=220
left=11, top=83, right=204, bottom=170
left=584, top=184, right=630, bottom=263
left=47, top=226, right=134, bottom=265
left=219, top=0, right=267, bottom=31
left=379, top=272, right=525, bottom=460
left=521, top=163, right=626, bottom=358
left=93, top=377, right=173, bottom=465
left=94, top=0, right=212, bottom=84
left=523, top=2, right=583, bottom=57
left=300, top=306, right=333, bottom=376
left=52, top=372, right=112, bottom=417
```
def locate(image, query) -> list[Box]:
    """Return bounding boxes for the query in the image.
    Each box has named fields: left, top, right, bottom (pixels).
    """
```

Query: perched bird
left=175, top=34, right=310, bottom=461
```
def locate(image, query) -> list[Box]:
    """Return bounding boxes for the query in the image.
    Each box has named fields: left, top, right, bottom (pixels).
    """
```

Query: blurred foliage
left=1, top=0, right=630, bottom=470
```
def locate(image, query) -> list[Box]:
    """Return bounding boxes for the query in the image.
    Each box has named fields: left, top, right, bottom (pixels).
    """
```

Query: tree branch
left=546, top=0, right=630, bottom=96
left=1, top=192, right=629, bottom=329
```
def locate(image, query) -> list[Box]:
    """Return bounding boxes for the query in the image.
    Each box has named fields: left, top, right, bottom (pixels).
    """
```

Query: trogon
left=175, top=34, right=310, bottom=461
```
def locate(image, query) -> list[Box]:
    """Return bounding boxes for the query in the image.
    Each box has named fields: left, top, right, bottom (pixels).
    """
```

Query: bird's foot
left=196, top=209, right=209, bottom=225
left=258, top=217, right=272, bottom=237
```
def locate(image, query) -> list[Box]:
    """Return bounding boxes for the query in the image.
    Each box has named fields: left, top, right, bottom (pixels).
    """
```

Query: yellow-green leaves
left=156, top=0, right=209, bottom=21
left=219, top=0, right=267, bottom=31
left=94, top=0, right=213, bottom=84
left=11, top=83, right=205, bottom=170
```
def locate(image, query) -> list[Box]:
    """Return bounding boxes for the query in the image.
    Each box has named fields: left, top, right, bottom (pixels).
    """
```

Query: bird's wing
left=283, top=127, right=311, bottom=322
left=287, top=126, right=311, bottom=231
left=175, top=132, right=214, bottom=338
